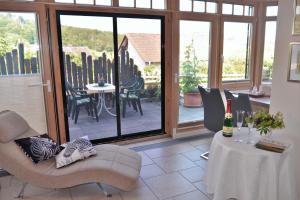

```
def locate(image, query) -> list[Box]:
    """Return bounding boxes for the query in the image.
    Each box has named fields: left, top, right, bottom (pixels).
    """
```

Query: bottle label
left=223, top=126, right=233, bottom=135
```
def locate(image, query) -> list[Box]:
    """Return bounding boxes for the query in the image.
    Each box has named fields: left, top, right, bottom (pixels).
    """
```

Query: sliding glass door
left=117, top=17, right=163, bottom=135
left=56, top=12, right=164, bottom=142
left=57, top=14, right=117, bottom=141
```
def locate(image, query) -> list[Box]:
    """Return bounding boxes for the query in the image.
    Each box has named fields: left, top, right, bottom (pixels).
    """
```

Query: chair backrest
left=136, top=77, right=144, bottom=90
left=198, top=86, right=225, bottom=132
left=0, top=110, right=30, bottom=143
left=65, top=81, right=78, bottom=98
left=224, top=89, right=252, bottom=126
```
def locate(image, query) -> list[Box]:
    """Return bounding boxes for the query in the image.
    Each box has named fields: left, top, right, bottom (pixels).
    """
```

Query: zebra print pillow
left=55, top=136, right=96, bottom=168
left=15, top=134, right=62, bottom=164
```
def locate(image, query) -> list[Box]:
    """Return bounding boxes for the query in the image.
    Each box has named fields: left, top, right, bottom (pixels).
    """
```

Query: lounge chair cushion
left=0, top=110, right=30, bottom=143
left=15, top=134, right=62, bottom=164
left=56, top=137, right=97, bottom=168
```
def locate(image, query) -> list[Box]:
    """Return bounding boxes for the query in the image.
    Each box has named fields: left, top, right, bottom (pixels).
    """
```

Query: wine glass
left=236, top=110, right=245, bottom=132
left=246, top=112, right=255, bottom=144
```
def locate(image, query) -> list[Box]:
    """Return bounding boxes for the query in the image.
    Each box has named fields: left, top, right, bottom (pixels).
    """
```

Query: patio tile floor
left=68, top=101, right=204, bottom=141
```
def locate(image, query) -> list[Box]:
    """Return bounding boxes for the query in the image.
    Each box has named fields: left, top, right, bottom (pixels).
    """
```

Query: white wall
left=128, top=42, right=146, bottom=73
left=270, top=0, right=300, bottom=195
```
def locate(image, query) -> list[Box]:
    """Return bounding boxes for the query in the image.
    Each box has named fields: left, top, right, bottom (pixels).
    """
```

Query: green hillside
left=0, top=14, right=123, bottom=57
left=61, top=26, right=124, bottom=53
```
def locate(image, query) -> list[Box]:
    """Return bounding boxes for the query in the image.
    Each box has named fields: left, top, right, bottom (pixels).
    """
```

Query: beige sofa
left=0, top=110, right=142, bottom=198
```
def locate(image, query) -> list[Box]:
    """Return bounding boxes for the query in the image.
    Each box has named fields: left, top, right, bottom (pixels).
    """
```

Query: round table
left=205, top=128, right=297, bottom=200
left=86, top=83, right=116, bottom=117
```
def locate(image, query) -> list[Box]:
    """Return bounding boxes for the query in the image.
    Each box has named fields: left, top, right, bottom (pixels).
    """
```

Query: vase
left=261, top=129, right=273, bottom=141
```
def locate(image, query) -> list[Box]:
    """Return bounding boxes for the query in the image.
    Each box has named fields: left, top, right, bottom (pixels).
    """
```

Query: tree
left=180, top=41, right=202, bottom=94
left=0, top=36, right=9, bottom=57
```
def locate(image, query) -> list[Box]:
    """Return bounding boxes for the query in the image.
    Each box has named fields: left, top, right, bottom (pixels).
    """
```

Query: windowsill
left=222, top=79, right=251, bottom=83
left=222, top=80, right=252, bottom=90
left=261, top=81, right=272, bottom=85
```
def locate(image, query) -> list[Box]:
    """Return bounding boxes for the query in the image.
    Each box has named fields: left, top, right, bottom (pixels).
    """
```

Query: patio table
left=86, top=83, right=116, bottom=117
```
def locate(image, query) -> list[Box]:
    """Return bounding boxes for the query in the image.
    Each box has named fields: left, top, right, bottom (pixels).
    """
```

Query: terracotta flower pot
left=183, top=92, right=202, bottom=107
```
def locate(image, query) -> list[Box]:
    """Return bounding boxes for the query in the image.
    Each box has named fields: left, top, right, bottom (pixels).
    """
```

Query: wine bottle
left=223, top=99, right=233, bottom=137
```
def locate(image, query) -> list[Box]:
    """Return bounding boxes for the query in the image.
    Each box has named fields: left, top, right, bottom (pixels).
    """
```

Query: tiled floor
left=0, top=135, right=213, bottom=200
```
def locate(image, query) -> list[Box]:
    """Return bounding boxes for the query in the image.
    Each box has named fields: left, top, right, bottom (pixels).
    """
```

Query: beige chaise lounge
left=0, top=110, right=142, bottom=198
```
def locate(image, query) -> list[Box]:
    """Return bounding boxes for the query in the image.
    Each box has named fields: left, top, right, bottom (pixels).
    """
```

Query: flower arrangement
left=252, top=111, right=285, bottom=136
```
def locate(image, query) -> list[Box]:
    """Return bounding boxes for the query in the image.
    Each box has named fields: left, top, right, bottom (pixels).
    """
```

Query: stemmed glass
left=246, top=112, right=255, bottom=144
left=234, top=110, right=245, bottom=143
left=236, top=110, right=245, bottom=132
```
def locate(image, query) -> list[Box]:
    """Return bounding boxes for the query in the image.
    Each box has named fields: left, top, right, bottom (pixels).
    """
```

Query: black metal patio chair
left=120, top=73, right=144, bottom=118
left=65, top=82, right=99, bottom=124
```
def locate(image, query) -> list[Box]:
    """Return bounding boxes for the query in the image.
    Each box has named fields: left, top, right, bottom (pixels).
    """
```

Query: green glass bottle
left=223, top=99, right=233, bottom=137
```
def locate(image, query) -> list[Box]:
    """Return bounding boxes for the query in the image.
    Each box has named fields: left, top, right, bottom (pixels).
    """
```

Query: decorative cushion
left=55, top=137, right=96, bottom=168
left=0, top=110, right=30, bottom=143
left=15, top=134, right=62, bottom=164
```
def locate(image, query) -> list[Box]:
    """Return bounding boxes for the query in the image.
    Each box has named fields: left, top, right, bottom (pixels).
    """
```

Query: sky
left=60, top=15, right=161, bottom=34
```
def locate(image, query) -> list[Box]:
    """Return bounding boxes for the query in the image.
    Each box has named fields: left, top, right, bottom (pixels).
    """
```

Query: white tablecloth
left=205, top=128, right=297, bottom=200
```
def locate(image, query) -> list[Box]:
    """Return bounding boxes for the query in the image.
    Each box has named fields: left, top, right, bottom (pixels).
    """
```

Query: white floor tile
left=172, top=190, right=210, bottom=200
left=144, top=173, right=196, bottom=200
left=179, top=166, right=205, bottom=183
left=153, top=154, right=196, bottom=173
left=140, top=164, right=165, bottom=179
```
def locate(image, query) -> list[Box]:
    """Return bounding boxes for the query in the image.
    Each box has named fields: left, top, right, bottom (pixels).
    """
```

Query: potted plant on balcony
left=180, top=42, right=202, bottom=107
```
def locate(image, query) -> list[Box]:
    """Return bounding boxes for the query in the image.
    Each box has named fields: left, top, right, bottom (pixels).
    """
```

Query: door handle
left=28, top=80, right=51, bottom=93
left=174, top=73, right=178, bottom=84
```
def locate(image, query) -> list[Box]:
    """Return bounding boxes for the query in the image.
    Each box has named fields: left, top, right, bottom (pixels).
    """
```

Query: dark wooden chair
left=120, top=74, right=144, bottom=118
left=65, top=82, right=99, bottom=124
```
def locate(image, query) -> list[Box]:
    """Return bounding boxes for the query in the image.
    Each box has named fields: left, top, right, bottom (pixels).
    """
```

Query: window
left=119, top=0, right=165, bottom=9
left=180, top=0, right=217, bottom=13
left=262, top=21, right=277, bottom=82
left=55, top=0, right=74, bottom=3
left=0, top=12, right=48, bottom=133
left=178, top=20, right=211, bottom=124
left=119, top=0, right=134, bottom=7
left=266, top=6, right=278, bottom=17
left=55, top=0, right=112, bottom=6
left=222, top=3, right=254, bottom=16
left=222, top=22, right=252, bottom=81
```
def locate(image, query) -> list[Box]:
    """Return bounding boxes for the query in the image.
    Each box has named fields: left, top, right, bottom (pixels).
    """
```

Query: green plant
left=144, top=64, right=160, bottom=76
left=253, top=111, right=285, bottom=135
left=180, top=41, right=202, bottom=94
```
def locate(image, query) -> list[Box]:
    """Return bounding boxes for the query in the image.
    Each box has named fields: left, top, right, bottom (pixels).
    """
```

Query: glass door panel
left=57, top=13, right=164, bottom=142
left=178, top=20, right=211, bottom=124
left=117, top=17, right=163, bottom=135
left=222, top=22, right=252, bottom=81
left=0, top=12, right=47, bottom=133
left=57, top=14, right=117, bottom=141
